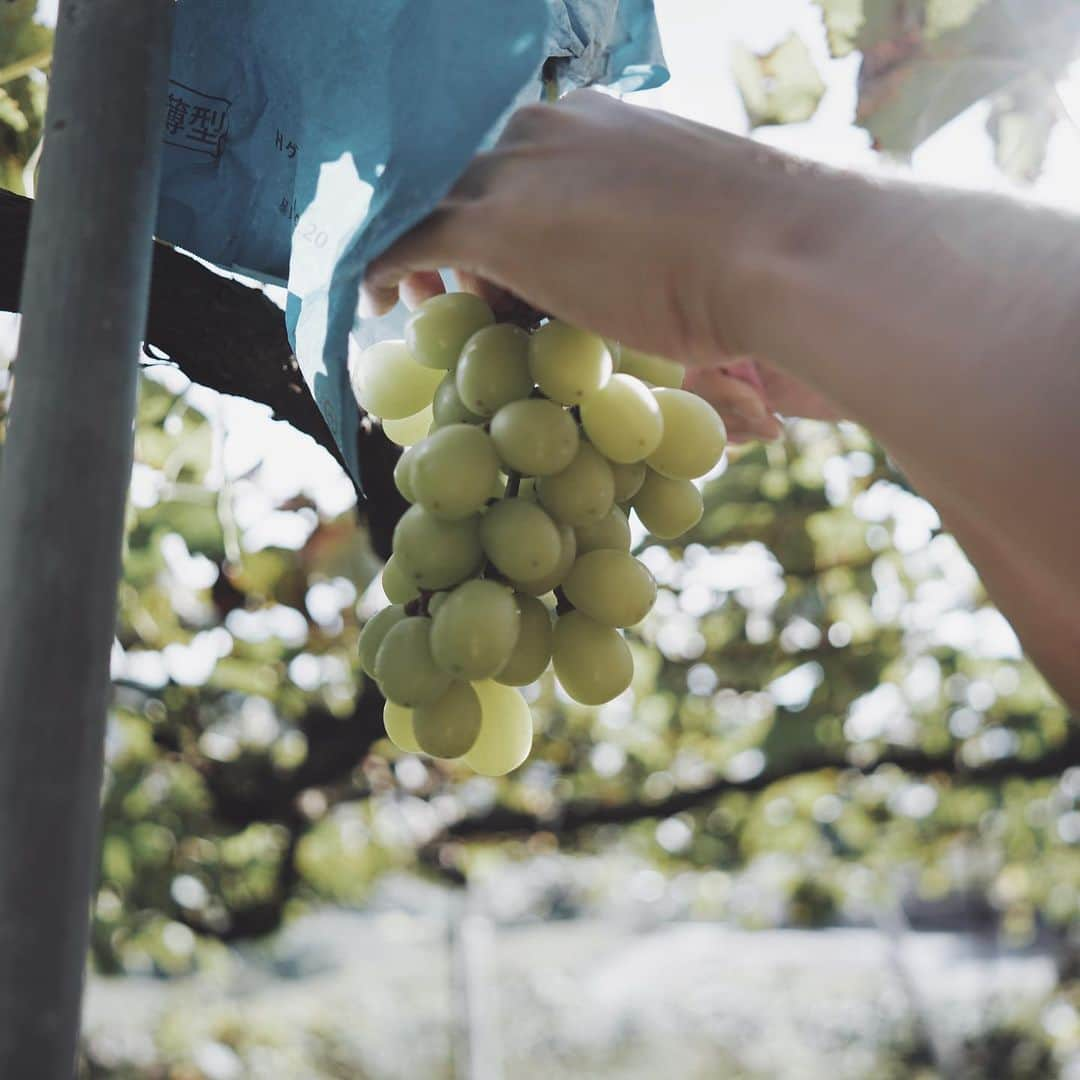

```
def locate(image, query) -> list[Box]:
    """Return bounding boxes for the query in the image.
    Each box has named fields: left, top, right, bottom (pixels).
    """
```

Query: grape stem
left=554, top=587, right=574, bottom=616
left=406, top=590, right=434, bottom=618
left=541, top=58, right=560, bottom=104
left=476, top=473, right=522, bottom=584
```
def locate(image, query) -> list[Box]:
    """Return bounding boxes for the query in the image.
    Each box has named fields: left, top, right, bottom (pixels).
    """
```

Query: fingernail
left=757, top=415, right=783, bottom=440
left=358, top=285, right=392, bottom=319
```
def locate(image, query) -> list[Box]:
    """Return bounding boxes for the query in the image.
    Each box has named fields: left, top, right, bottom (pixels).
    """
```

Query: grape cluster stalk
left=351, top=293, right=727, bottom=775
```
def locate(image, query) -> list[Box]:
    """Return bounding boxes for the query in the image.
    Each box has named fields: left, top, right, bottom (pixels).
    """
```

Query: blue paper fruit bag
left=157, top=1, right=667, bottom=488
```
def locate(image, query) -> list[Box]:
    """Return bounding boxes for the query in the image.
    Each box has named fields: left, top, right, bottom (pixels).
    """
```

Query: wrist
left=703, top=146, right=876, bottom=364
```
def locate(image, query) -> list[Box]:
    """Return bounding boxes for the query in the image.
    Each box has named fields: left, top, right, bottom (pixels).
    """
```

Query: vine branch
left=444, top=726, right=1080, bottom=840
left=0, top=189, right=406, bottom=557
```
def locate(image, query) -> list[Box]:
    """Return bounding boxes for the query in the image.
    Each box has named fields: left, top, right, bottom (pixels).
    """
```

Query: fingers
left=362, top=204, right=482, bottom=316
left=684, top=364, right=783, bottom=441
left=454, top=271, right=546, bottom=327
left=360, top=265, right=535, bottom=328
left=400, top=272, right=446, bottom=310
left=453, top=271, right=515, bottom=314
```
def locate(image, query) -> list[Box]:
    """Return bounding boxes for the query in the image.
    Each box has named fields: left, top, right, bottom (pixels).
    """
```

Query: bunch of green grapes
left=350, top=293, right=726, bottom=776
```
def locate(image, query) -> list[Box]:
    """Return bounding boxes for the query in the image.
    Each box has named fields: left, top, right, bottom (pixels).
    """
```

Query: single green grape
left=412, top=680, right=482, bottom=758
left=580, top=373, right=663, bottom=463
left=562, top=549, right=656, bottom=627
left=463, top=680, right=534, bottom=775
left=490, top=398, right=580, bottom=476
left=536, top=441, right=615, bottom=527
left=480, top=499, right=562, bottom=583
left=381, top=554, right=419, bottom=604
left=455, top=324, right=534, bottom=417
left=610, top=459, right=647, bottom=503
left=574, top=505, right=631, bottom=554
left=410, top=424, right=500, bottom=520
left=433, top=373, right=484, bottom=427
left=394, top=445, right=419, bottom=502
left=359, top=604, right=407, bottom=678
left=528, top=321, right=612, bottom=404
left=383, top=701, right=421, bottom=753
left=608, top=343, right=685, bottom=388
left=647, top=388, right=727, bottom=479
left=375, top=616, right=452, bottom=707
left=393, top=505, right=484, bottom=589
left=383, top=404, right=434, bottom=447
left=512, top=523, right=577, bottom=596
left=552, top=612, right=633, bottom=706
left=405, top=292, right=494, bottom=370
left=632, top=469, right=703, bottom=538
left=431, top=579, right=521, bottom=679
left=495, top=594, right=553, bottom=686
left=349, top=339, right=442, bottom=419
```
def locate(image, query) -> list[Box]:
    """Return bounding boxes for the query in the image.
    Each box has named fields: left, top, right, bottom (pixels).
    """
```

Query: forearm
left=890, top=452, right=1080, bottom=709
left=723, top=162, right=1080, bottom=588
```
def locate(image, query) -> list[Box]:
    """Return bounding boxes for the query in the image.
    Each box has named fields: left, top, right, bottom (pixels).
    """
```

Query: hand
left=369, top=90, right=848, bottom=444
left=363, top=89, right=794, bottom=367
left=685, top=357, right=844, bottom=443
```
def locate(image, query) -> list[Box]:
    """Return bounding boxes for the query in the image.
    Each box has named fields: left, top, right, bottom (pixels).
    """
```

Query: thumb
left=362, top=204, right=482, bottom=316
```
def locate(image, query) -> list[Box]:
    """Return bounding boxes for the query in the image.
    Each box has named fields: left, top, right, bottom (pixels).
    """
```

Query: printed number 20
left=302, top=223, right=328, bottom=248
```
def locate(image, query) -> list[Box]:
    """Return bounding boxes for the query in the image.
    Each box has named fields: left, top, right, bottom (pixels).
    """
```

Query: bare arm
left=888, top=452, right=1080, bottom=706
left=729, top=166, right=1080, bottom=599
left=365, top=90, right=1080, bottom=704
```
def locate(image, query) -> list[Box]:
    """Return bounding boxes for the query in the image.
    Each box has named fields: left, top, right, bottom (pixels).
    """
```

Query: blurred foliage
left=732, top=33, right=826, bottom=126
left=0, top=0, right=50, bottom=194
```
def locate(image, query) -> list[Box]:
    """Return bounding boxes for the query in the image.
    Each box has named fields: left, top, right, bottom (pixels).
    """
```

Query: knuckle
left=503, top=101, right=557, bottom=142
left=447, top=149, right=502, bottom=202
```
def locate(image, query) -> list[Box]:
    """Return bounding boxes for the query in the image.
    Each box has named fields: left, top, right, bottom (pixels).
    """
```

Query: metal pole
left=0, top=2, right=174, bottom=1074
left=450, top=888, right=503, bottom=1080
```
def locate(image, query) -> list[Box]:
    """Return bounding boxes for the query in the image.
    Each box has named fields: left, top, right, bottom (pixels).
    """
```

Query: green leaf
left=139, top=499, right=224, bottom=560
left=0, top=4, right=51, bottom=194
left=732, top=33, right=826, bottom=128
left=986, top=80, right=1058, bottom=185
left=814, top=0, right=865, bottom=58
left=855, top=0, right=1080, bottom=158
left=925, top=0, right=988, bottom=38
left=0, top=3, right=50, bottom=68
left=208, top=657, right=280, bottom=696
left=0, top=88, right=27, bottom=134
left=0, top=46, right=52, bottom=88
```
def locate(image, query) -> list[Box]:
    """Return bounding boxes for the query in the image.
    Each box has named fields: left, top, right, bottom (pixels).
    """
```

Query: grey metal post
left=0, top=2, right=174, bottom=1074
